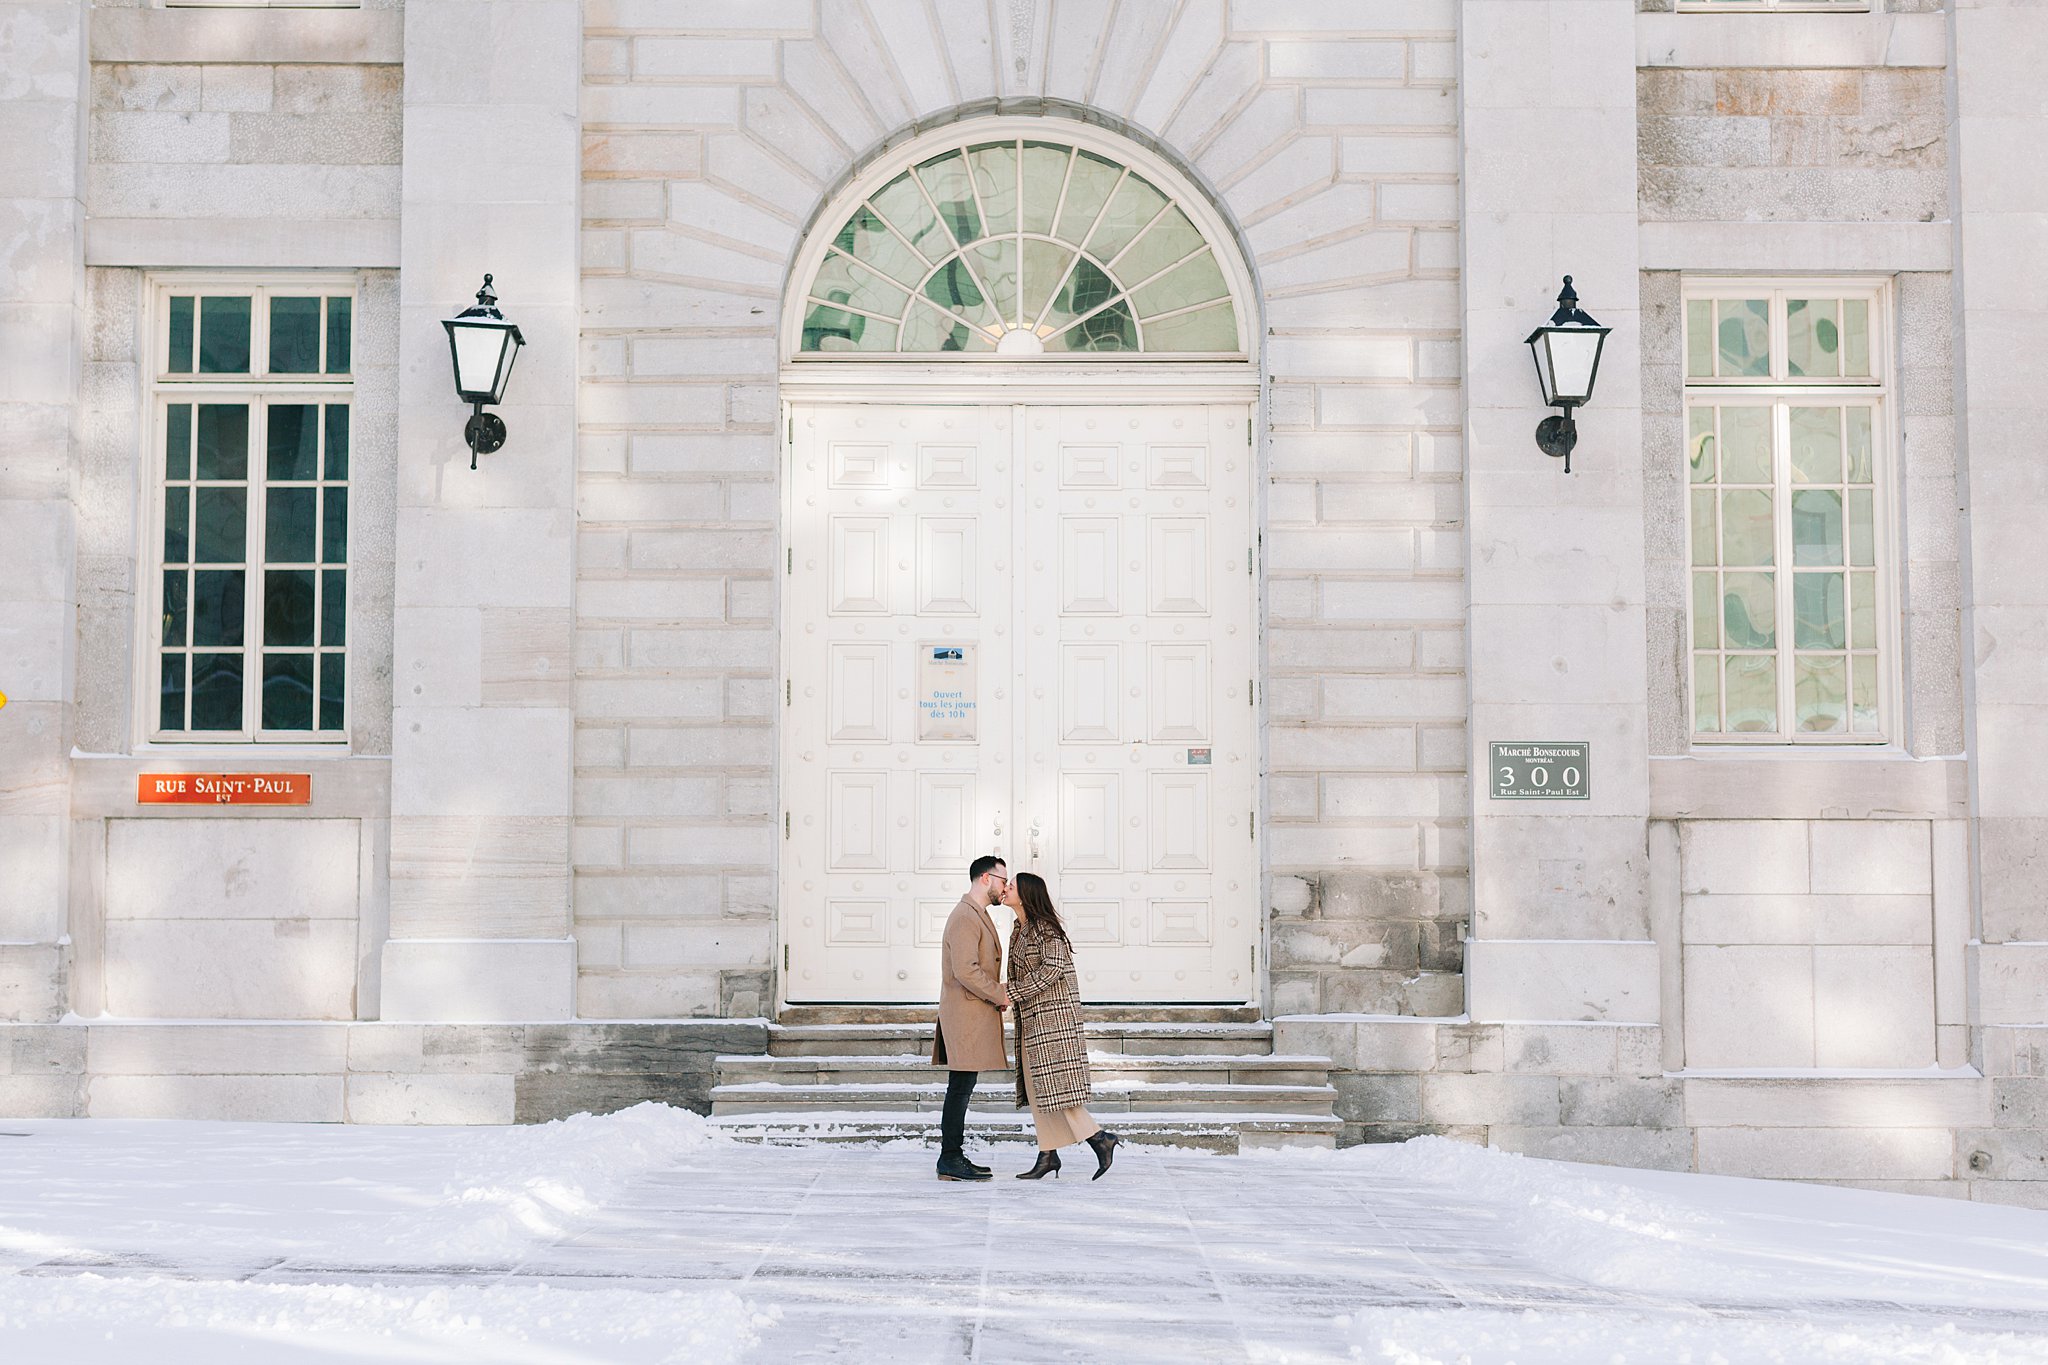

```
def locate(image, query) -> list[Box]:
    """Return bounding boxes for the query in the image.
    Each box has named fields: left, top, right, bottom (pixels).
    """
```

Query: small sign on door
left=918, top=643, right=977, bottom=742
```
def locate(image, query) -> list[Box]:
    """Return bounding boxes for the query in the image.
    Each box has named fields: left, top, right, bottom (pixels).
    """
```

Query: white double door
left=782, top=400, right=1258, bottom=1004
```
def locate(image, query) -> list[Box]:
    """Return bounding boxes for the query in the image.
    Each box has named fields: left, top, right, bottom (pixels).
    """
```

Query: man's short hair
left=968, top=854, right=1006, bottom=883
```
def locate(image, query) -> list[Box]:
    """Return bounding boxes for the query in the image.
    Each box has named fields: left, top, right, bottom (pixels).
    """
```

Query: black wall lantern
left=1523, top=275, right=1611, bottom=474
left=442, top=274, right=526, bottom=470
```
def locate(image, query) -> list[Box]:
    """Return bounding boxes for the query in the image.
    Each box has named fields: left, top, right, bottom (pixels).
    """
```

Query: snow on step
left=716, top=1020, right=1335, bottom=1149
left=709, top=1082, right=1336, bottom=1116
left=710, top=1109, right=1341, bottom=1153
left=766, top=1021, right=1280, bottom=1058
left=715, top=1052, right=1333, bottom=1088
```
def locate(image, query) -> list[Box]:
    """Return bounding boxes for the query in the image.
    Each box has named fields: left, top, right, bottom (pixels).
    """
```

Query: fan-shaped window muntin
left=799, top=139, right=1241, bottom=357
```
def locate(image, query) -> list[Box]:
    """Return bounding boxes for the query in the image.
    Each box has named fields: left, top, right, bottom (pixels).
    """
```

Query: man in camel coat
left=931, top=853, right=1011, bottom=1181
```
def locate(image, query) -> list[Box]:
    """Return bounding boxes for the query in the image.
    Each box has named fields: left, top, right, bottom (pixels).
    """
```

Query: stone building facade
left=3, top=0, right=2046, bottom=1198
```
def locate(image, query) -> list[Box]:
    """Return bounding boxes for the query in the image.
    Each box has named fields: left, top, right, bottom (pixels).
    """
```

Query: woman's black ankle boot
left=1085, top=1130, right=1120, bottom=1180
left=1017, top=1150, right=1061, bottom=1180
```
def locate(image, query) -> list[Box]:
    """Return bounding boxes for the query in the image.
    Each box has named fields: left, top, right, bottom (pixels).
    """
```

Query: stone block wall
left=1637, top=64, right=1947, bottom=223
left=574, top=0, right=1470, bottom=1018
left=0, top=1020, right=766, bottom=1124
left=101, top=819, right=363, bottom=1020
left=1279, top=1014, right=2020, bottom=1198
left=1268, top=870, right=1465, bottom=1016
left=86, top=50, right=401, bottom=261
left=1674, top=817, right=1956, bottom=1070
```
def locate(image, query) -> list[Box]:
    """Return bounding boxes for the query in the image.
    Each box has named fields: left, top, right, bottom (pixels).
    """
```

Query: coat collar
left=957, top=894, right=998, bottom=940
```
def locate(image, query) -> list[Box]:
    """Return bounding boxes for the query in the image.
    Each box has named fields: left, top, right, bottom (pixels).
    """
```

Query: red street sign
left=137, top=773, right=311, bottom=805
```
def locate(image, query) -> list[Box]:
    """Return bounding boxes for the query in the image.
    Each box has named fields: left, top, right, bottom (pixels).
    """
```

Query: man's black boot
left=937, top=1152, right=993, bottom=1182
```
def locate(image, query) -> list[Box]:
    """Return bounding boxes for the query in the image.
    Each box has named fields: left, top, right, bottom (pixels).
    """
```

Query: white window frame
left=1675, top=0, right=1873, bottom=13
left=139, top=272, right=359, bottom=747
left=1680, top=276, right=1901, bottom=747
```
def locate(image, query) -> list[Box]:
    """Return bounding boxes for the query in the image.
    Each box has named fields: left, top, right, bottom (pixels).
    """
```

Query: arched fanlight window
left=797, top=137, right=1243, bottom=358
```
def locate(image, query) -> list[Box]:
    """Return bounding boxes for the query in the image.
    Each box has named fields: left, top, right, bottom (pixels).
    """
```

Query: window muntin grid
left=1682, top=282, right=1891, bottom=744
left=797, top=138, right=1242, bottom=357
left=150, top=280, right=353, bottom=743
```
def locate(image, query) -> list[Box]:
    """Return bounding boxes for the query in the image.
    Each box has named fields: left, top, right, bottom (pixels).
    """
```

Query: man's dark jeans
left=939, top=1067, right=979, bottom=1156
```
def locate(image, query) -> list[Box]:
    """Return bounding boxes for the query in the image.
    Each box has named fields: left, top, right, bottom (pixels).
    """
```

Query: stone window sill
left=1649, top=752, right=1965, bottom=820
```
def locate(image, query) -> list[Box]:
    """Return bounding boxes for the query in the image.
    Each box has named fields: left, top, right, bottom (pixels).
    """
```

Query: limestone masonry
left=3, top=0, right=2046, bottom=1201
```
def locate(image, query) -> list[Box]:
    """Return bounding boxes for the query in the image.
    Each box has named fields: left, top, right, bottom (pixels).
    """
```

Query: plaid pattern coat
left=1008, top=920, right=1092, bottom=1111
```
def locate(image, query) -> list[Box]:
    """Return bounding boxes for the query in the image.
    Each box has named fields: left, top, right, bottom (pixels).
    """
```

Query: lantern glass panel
left=451, top=323, right=511, bottom=400
left=1544, top=328, right=1604, bottom=404
left=491, top=329, right=520, bottom=398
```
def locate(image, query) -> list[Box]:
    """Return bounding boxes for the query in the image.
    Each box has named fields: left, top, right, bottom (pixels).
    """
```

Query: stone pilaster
left=1459, top=0, right=1656, bottom=1023
left=381, top=0, right=583, bottom=1020
left=0, top=0, right=87, bottom=1022
left=1954, top=0, right=2048, bottom=1010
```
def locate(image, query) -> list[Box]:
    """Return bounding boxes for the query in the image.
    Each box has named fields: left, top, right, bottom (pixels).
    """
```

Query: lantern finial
left=1549, top=275, right=1599, bottom=329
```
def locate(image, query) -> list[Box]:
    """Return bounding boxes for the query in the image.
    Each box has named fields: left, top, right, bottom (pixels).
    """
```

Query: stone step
left=711, top=1110, right=1340, bottom=1153
left=767, top=1021, right=1277, bottom=1058
left=717, top=1052, right=1332, bottom=1089
left=776, top=1004, right=1262, bottom=1027
left=708, top=1081, right=1337, bottom=1117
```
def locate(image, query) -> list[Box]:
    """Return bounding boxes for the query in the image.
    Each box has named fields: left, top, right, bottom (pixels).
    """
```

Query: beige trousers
left=1030, top=1102, right=1101, bottom=1151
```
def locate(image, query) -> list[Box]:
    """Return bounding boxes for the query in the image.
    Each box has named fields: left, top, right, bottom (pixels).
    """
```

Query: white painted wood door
left=783, top=402, right=1256, bottom=1004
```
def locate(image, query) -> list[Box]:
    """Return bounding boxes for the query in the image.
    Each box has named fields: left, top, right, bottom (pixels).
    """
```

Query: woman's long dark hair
left=1014, top=872, right=1069, bottom=944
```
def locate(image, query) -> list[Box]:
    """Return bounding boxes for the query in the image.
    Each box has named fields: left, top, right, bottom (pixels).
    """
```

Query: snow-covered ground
left=2, top=1105, right=2046, bottom=1363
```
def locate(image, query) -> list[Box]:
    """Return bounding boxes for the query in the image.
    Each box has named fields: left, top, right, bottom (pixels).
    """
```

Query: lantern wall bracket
left=464, top=404, right=506, bottom=470
left=1535, top=411, right=1578, bottom=472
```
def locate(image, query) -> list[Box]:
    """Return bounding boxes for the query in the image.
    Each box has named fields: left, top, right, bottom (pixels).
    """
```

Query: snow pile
left=1346, top=1306, right=2048, bottom=1365
left=0, top=1276, right=764, bottom=1365
left=1347, top=1136, right=2048, bottom=1311
left=350, top=1102, right=727, bottom=1264
left=0, top=1103, right=730, bottom=1270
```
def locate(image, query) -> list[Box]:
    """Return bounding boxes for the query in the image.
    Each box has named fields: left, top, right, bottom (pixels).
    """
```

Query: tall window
left=150, top=278, right=354, bottom=741
left=1683, top=280, right=1891, bottom=742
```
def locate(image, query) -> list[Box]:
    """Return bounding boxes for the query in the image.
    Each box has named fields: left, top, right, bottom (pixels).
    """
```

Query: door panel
left=1148, top=643, right=1210, bottom=742
left=1060, top=644, right=1120, bottom=742
left=826, top=643, right=890, bottom=742
left=1060, top=518, right=1121, bottom=614
left=785, top=402, right=1256, bottom=1003
left=915, top=771, right=976, bottom=872
left=828, top=518, right=890, bottom=614
left=915, top=517, right=979, bottom=614
left=1148, top=517, right=1209, bottom=614
left=786, top=406, right=1015, bottom=1002
left=1015, top=406, right=1257, bottom=1002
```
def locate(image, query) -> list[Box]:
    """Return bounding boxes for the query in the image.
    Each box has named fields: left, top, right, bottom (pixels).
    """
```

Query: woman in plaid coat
left=1000, top=872, right=1121, bottom=1181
